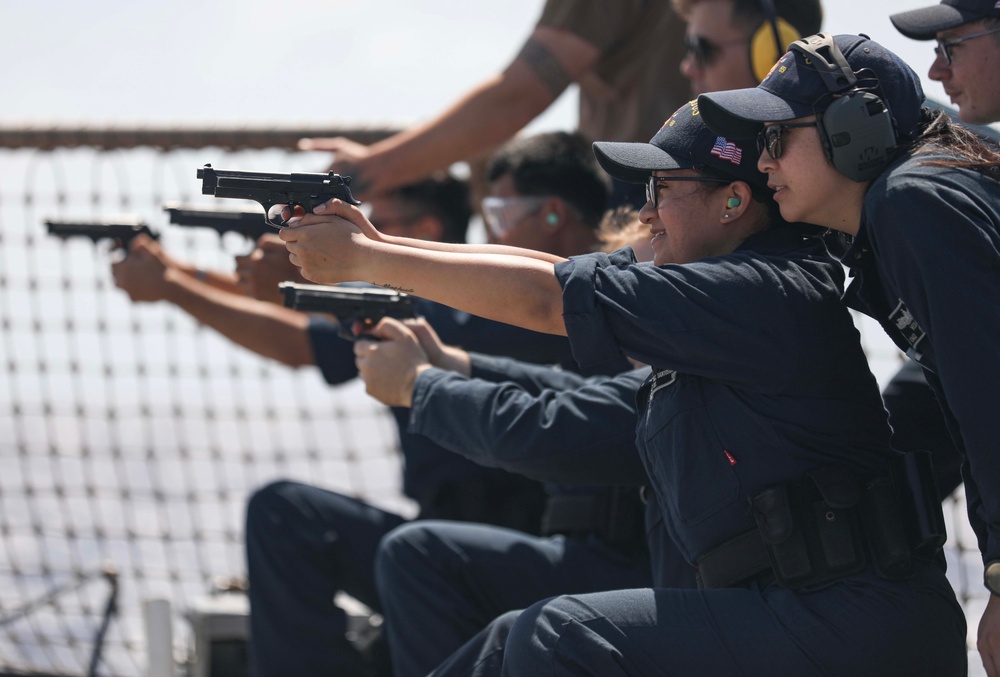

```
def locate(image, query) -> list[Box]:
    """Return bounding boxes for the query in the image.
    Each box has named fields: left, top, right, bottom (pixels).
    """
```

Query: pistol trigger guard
left=261, top=203, right=288, bottom=230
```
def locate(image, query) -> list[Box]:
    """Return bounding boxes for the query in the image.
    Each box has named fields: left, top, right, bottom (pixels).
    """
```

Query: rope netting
left=0, top=145, right=410, bottom=675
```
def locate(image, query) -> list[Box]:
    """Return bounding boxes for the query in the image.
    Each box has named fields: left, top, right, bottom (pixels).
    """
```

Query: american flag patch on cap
left=710, top=137, right=743, bottom=165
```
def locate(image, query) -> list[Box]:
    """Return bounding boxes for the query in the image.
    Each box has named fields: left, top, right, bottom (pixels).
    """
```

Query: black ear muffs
left=749, top=10, right=801, bottom=82
left=789, top=33, right=898, bottom=182
left=817, top=90, right=897, bottom=181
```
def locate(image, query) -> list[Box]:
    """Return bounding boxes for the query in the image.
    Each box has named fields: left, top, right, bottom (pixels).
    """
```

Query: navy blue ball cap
left=698, top=34, right=925, bottom=143
left=592, top=100, right=769, bottom=192
left=891, top=0, right=1000, bottom=40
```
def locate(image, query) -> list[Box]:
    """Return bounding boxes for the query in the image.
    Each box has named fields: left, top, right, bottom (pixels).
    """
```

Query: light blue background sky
left=1, top=0, right=950, bottom=131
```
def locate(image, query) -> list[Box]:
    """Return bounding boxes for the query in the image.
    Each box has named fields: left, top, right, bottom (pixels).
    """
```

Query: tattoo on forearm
left=376, top=282, right=414, bottom=294
left=517, top=38, right=573, bottom=97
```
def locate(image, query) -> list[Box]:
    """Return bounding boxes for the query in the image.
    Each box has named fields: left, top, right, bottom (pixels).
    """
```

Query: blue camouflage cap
left=697, top=34, right=925, bottom=143
left=592, top=100, right=769, bottom=191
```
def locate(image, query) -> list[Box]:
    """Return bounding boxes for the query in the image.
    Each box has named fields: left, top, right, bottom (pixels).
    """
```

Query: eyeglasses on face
left=934, top=25, right=1000, bottom=65
left=683, top=34, right=748, bottom=68
left=481, top=196, right=547, bottom=237
left=757, top=122, right=818, bottom=160
left=646, top=174, right=731, bottom=209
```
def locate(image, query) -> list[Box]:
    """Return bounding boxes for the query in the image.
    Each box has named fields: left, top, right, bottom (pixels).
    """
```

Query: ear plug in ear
left=726, top=197, right=741, bottom=209
left=546, top=213, right=559, bottom=226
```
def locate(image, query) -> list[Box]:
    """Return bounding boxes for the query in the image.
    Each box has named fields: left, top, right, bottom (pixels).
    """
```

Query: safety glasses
left=756, top=122, right=818, bottom=160
left=481, top=196, right=547, bottom=237
left=934, top=26, right=1000, bottom=65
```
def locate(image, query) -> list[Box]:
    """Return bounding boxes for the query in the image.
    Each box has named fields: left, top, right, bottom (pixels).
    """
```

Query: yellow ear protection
left=749, top=0, right=801, bottom=82
left=788, top=33, right=898, bottom=182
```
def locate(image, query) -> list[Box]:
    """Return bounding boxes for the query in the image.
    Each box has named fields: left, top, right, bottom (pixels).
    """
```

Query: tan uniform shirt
left=538, top=0, right=689, bottom=143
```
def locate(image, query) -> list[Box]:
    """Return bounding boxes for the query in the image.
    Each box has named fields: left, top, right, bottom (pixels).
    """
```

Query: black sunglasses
left=684, top=34, right=747, bottom=68
left=646, top=175, right=731, bottom=209
left=757, top=122, right=818, bottom=160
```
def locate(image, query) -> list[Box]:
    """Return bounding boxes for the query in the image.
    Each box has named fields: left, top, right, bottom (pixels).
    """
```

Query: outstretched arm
left=293, top=198, right=565, bottom=263
left=112, top=236, right=315, bottom=367
left=279, top=201, right=569, bottom=335
left=300, top=26, right=599, bottom=199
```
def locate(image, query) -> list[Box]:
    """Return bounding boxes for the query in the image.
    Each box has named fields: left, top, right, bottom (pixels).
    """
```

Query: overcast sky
left=1, top=0, right=958, bottom=133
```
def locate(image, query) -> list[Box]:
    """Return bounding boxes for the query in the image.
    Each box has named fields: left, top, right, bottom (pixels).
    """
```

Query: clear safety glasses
left=481, top=196, right=547, bottom=237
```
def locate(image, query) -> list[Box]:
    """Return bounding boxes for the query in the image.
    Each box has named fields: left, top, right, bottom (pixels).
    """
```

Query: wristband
left=985, top=560, right=1000, bottom=596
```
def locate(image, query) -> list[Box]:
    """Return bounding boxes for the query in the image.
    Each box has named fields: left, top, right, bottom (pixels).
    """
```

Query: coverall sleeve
left=869, top=167, right=1000, bottom=563
left=554, top=247, right=806, bottom=392
left=408, top=367, right=651, bottom=485
left=467, top=352, right=596, bottom=394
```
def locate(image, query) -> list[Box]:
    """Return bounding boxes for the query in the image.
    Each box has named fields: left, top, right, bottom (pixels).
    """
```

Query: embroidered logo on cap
left=762, top=52, right=792, bottom=84
left=710, top=137, right=743, bottom=165
left=662, top=100, right=700, bottom=130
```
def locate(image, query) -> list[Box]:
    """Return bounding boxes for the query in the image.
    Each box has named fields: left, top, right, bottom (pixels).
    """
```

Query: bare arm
left=376, top=232, right=566, bottom=263
left=112, top=237, right=315, bottom=367
left=301, top=27, right=600, bottom=198
left=279, top=202, right=568, bottom=336
left=157, top=272, right=316, bottom=367
left=980, top=594, right=1000, bottom=677
left=171, top=261, right=242, bottom=295
left=115, top=234, right=243, bottom=294
left=312, top=198, right=566, bottom=264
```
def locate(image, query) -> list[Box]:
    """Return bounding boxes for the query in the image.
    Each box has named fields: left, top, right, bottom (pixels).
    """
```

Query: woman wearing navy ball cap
left=699, top=31, right=1000, bottom=675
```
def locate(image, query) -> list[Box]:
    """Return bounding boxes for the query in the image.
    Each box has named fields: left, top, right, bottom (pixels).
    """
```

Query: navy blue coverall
left=377, top=359, right=698, bottom=676
left=882, top=360, right=963, bottom=500
left=844, top=153, right=1000, bottom=580
left=428, top=228, right=967, bottom=676
left=244, top=298, right=628, bottom=676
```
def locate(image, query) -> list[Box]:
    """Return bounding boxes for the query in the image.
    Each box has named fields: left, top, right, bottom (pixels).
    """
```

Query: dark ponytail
left=908, top=108, right=1000, bottom=181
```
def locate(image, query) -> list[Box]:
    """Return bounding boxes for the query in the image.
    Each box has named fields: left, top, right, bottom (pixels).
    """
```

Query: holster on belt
left=749, top=466, right=868, bottom=589
left=696, top=455, right=945, bottom=590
